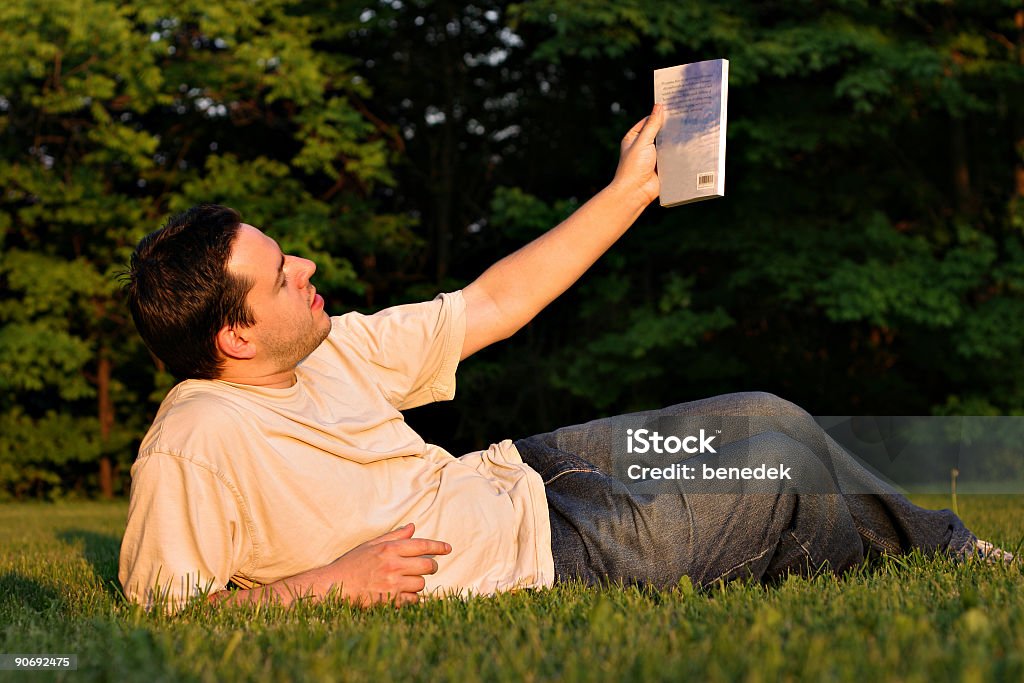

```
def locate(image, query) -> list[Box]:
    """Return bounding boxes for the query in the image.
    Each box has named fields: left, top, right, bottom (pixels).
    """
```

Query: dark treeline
left=1, top=0, right=1022, bottom=498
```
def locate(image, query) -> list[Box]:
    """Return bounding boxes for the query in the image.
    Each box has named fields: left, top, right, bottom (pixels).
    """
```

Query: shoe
left=970, top=539, right=1015, bottom=564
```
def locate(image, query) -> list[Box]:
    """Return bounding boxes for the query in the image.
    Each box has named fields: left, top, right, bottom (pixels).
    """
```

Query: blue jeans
left=514, top=392, right=978, bottom=587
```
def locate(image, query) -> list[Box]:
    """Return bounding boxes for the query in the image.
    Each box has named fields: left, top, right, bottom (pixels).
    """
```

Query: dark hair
left=123, top=205, right=256, bottom=380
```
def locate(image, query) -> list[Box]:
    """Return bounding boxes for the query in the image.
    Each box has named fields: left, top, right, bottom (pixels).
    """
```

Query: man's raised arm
left=460, top=104, right=666, bottom=359
left=208, top=524, right=451, bottom=608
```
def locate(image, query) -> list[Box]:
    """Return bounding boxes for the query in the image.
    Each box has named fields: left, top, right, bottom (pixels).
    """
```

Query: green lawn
left=1, top=497, right=1022, bottom=682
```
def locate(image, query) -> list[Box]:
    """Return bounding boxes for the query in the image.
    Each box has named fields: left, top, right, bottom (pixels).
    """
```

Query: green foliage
left=812, top=218, right=998, bottom=328
left=553, top=272, right=735, bottom=409
left=0, top=413, right=133, bottom=499
left=0, top=0, right=408, bottom=497
left=489, top=186, right=579, bottom=240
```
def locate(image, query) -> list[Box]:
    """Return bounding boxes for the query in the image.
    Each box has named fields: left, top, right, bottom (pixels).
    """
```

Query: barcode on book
left=697, top=172, right=715, bottom=189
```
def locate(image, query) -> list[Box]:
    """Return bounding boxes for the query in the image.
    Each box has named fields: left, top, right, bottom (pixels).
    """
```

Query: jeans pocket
left=515, top=437, right=602, bottom=486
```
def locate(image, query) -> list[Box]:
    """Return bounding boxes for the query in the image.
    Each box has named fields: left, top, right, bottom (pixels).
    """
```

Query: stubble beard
left=265, top=316, right=332, bottom=370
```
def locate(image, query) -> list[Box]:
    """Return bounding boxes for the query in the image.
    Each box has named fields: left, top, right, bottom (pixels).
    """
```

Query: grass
left=1, top=496, right=1022, bottom=682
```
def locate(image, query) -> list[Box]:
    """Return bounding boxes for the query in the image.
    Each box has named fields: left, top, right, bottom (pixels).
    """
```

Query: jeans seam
left=856, top=523, right=900, bottom=554
left=544, top=468, right=599, bottom=486
left=709, top=544, right=773, bottom=584
left=786, top=529, right=815, bottom=565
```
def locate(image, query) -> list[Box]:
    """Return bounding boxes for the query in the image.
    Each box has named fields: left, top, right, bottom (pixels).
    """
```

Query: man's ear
left=216, top=324, right=257, bottom=361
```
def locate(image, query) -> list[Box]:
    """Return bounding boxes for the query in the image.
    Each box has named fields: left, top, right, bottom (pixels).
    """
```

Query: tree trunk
left=1016, top=10, right=1024, bottom=199
left=950, top=116, right=971, bottom=213
left=97, top=352, right=114, bottom=499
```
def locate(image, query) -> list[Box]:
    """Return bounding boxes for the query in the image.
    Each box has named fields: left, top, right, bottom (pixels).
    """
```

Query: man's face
left=227, top=223, right=332, bottom=369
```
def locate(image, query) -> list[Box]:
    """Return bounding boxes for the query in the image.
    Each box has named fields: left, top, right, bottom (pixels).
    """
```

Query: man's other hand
left=318, top=522, right=451, bottom=606
left=208, top=522, right=451, bottom=608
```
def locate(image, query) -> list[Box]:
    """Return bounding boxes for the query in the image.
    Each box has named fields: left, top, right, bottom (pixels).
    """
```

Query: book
left=653, top=59, right=729, bottom=207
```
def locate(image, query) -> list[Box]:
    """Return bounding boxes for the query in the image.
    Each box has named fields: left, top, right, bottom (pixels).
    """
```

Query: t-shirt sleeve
left=118, top=452, right=249, bottom=612
left=330, top=290, right=467, bottom=410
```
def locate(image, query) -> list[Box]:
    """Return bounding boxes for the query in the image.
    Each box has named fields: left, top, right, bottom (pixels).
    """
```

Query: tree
left=0, top=0, right=407, bottom=498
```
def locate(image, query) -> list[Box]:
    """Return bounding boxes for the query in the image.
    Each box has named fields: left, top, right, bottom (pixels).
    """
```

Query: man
left=119, top=105, right=1008, bottom=610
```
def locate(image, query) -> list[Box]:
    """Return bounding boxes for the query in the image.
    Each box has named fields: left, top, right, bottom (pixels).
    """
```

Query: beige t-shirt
left=118, top=291, right=555, bottom=608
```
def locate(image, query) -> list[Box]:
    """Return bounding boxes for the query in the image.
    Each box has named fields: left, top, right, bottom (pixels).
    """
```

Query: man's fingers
left=363, top=526, right=451, bottom=559
left=393, top=537, right=452, bottom=557
left=370, top=579, right=426, bottom=606
left=399, top=574, right=427, bottom=593
left=622, top=116, right=648, bottom=150
left=636, top=103, right=665, bottom=145
left=394, top=556, right=439, bottom=577
left=393, top=592, right=420, bottom=606
left=403, top=556, right=439, bottom=576
left=622, top=104, right=664, bottom=150
left=364, top=522, right=416, bottom=546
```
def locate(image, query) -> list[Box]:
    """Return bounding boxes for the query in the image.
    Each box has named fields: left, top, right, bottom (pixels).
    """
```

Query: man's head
left=125, top=205, right=331, bottom=382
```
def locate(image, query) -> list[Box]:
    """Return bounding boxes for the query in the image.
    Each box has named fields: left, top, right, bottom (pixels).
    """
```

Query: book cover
left=654, top=59, right=729, bottom=207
